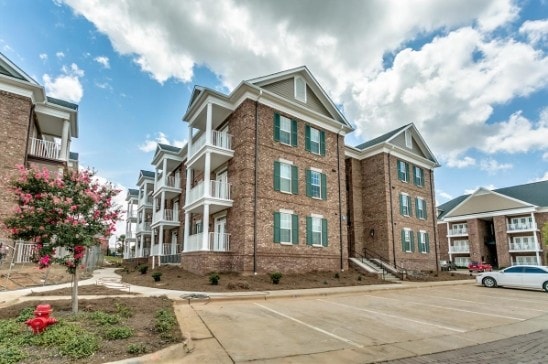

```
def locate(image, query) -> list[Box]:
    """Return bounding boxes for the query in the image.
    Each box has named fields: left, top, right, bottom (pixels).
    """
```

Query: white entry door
left=215, top=171, right=228, bottom=199
left=214, top=216, right=227, bottom=251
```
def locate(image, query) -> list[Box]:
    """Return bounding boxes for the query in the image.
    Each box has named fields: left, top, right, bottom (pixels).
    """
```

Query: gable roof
left=140, top=170, right=155, bottom=178
left=0, top=52, right=39, bottom=85
left=347, top=123, right=440, bottom=168
left=438, top=180, right=548, bottom=219
left=157, top=143, right=181, bottom=154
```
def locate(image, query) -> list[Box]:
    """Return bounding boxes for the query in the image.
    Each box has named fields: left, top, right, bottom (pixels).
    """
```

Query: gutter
left=430, top=169, right=440, bottom=272
left=253, top=90, right=263, bottom=274
left=388, top=149, right=397, bottom=267
left=337, top=124, right=344, bottom=271
left=24, top=104, right=35, bottom=166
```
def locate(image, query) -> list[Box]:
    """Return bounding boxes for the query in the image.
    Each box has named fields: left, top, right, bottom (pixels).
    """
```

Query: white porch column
left=202, top=204, right=210, bottom=250
left=446, top=222, right=452, bottom=262
left=206, top=102, right=212, bottom=145
left=188, top=124, right=194, bottom=157
left=60, top=119, right=70, bottom=160
left=162, top=158, right=168, bottom=187
left=531, top=212, right=541, bottom=265
left=204, top=152, right=211, bottom=197
left=183, top=212, right=190, bottom=252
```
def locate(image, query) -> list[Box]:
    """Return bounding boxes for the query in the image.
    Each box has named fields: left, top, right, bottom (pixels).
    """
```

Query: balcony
left=152, top=209, right=180, bottom=227
left=28, top=137, right=62, bottom=160
left=155, top=173, right=181, bottom=196
left=448, top=228, right=468, bottom=236
left=139, top=196, right=153, bottom=207
left=187, top=130, right=234, bottom=171
left=507, top=222, right=537, bottom=232
left=127, top=211, right=137, bottom=220
left=185, top=180, right=232, bottom=214
left=184, top=232, right=230, bottom=252
left=449, top=244, right=470, bottom=254
left=509, top=242, right=540, bottom=252
left=137, top=221, right=152, bottom=233
left=162, top=243, right=181, bottom=256
left=125, top=232, right=135, bottom=240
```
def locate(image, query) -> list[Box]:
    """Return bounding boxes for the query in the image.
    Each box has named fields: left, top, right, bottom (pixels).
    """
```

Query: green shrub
left=334, top=272, right=340, bottom=279
left=270, top=272, right=283, bottom=284
left=115, top=303, right=134, bottom=318
left=154, top=309, right=177, bottom=333
left=0, top=344, right=26, bottom=364
left=103, top=326, right=134, bottom=340
left=138, top=265, right=149, bottom=274
left=88, top=311, right=121, bottom=325
left=16, top=307, right=35, bottom=323
left=58, top=331, right=99, bottom=359
left=0, top=319, right=25, bottom=343
left=127, top=343, right=147, bottom=355
left=152, top=271, right=163, bottom=282
left=209, top=272, right=220, bottom=285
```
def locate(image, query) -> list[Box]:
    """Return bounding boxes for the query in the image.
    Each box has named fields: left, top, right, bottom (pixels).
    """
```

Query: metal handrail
left=363, top=247, right=407, bottom=279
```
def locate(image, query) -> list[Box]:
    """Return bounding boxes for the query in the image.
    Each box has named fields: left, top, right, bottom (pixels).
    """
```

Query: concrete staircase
left=350, top=257, right=401, bottom=282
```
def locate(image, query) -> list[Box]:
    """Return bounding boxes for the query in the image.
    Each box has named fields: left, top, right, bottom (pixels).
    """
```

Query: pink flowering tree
left=4, top=165, right=121, bottom=313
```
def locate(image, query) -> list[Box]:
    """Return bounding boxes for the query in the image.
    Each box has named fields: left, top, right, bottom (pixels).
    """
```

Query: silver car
left=476, top=265, right=548, bottom=292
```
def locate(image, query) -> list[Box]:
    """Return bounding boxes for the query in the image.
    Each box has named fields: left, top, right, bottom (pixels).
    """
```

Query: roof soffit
left=445, top=188, right=535, bottom=218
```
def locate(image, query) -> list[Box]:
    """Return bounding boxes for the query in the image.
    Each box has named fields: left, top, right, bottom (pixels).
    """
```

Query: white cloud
left=479, top=158, right=513, bottom=174
left=464, top=184, right=496, bottom=194
left=39, top=53, right=48, bottom=61
left=519, top=19, right=548, bottom=44
left=437, top=190, right=453, bottom=201
left=94, top=55, right=110, bottom=68
left=56, top=51, right=65, bottom=59
left=532, top=172, right=548, bottom=182
left=95, top=81, right=112, bottom=90
left=138, top=132, right=186, bottom=153
left=543, top=152, right=548, bottom=161
left=43, top=63, right=85, bottom=103
left=444, top=154, right=476, bottom=168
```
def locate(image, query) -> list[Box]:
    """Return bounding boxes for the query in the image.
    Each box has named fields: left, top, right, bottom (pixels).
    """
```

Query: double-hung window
left=306, top=215, right=328, bottom=246
left=274, top=114, right=297, bottom=146
left=401, top=228, right=414, bottom=252
left=306, top=169, right=327, bottom=200
left=414, top=166, right=424, bottom=187
left=274, top=161, right=298, bottom=194
left=400, top=193, right=412, bottom=216
left=417, top=231, right=430, bottom=253
left=305, top=125, right=325, bottom=155
left=398, top=160, right=409, bottom=182
left=415, top=197, right=427, bottom=219
left=273, top=211, right=299, bottom=245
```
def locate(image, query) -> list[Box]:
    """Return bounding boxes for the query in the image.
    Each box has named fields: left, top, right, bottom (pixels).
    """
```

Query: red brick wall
left=437, top=222, right=449, bottom=260
left=0, top=91, right=32, bottom=238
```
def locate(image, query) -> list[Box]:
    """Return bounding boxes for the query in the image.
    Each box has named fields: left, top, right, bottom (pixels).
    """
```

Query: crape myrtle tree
left=4, top=165, right=122, bottom=313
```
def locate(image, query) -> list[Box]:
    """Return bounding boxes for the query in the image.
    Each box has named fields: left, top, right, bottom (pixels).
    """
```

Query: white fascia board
left=440, top=206, right=538, bottom=222
left=34, top=103, right=72, bottom=121
left=346, top=143, right=437, bottom=169
left=0, top=77, right=44, bottom=103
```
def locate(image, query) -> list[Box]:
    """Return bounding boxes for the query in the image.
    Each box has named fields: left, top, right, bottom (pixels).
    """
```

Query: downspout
left=337, top=124, right=344, bottom=271
left=24, top=104, right=35, bottom=166
left=387, top=149, right=397, bottom=267
left=430, top=169, right=440, bottom=272
left=253, top=90, right=262, bottom=274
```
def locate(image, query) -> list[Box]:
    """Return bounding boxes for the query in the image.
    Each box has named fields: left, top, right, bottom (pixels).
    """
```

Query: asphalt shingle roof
left=157, top=143, right=181, bottom=153
left=140, top=170, right=155, bottom=178
left=354, top=124, right=410, bottom=150
left=47, top=96, right=78, bottom=110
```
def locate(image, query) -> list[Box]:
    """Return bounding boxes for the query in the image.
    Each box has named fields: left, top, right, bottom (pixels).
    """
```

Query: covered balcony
left=509, top=242, right=540, bottom=252
left=449, top=240, right=470, bottom=254
left=185, top=180, right=233, bottom=213
left=152, top=209, right=180, bottom=227
left=28, top=137, right=62, bottom=160
left=185, top=232, right=230, bottom=252
left=187, top=130, right=234, bottom=171
left=507, top=222, right=537, bottom=232
left=447, top=227, right=468, bottom=236
left=137, top=221, right=152, bottom=233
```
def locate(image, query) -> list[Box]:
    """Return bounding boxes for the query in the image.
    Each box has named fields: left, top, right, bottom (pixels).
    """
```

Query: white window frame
left=309, top=127, right=321, bottom=155
left=401, top=193, right=411, bottom=216
left=417, top=197, right=426, bottom=219
left=403, top=228, right=412, bottom=252
left=280, top=212, right=293, bottom=245
left=418, top=230, right=428, bottom=253
left=310, top=170, right=322, bottom=199
left=310, top=216, right=323, bottom=246
left=280, top=162, right=292, bottom=193
left=294, top=76, right=307, bottom=103
left=279, top=115, right=292, bottom=145
left=414, top=166, right=424, bottom=186
left=398, top=160, right=409, bottom=182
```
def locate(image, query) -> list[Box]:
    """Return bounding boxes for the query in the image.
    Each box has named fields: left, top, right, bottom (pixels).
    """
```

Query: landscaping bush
left=88, top=311, right=121, bottom=325
left=270, top=272, right=283, bottom=284
left=127, top=343, right=147, bottom=355
left=103, top=326, right=134, bottom=340
left=138, top=265, right=149, bottom=274
left=152, top=271, right=163, bottom=282
left=209, top=272, right=220, bottom=285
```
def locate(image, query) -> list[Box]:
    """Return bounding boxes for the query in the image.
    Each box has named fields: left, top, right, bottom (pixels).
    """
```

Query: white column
left=531, top=213, right=541, bottom=265
left=446, top=222, right=452, bottom=262
left=188, top=124, right=194, bottom=157
left=183, top=212, right=191, bottom=252
left=202, top=204, right=210, bottom=250
left=60, top=119, right=70, bottom=160
left=204, top=152, right=211, bottom=197
left=162, top=158, right=168, bottom=187
left=206, top=102, right=212, bottom=145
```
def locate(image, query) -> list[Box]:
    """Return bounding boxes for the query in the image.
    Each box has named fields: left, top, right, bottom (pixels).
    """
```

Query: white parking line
left=365, top=295, right=525, bottom=321
left=419, top=295, right=548, bottom=313
left=253, top=303, right=364, bottom=348
left=450, top=287, right=548, bottom=305
left=318, top=299, right=466, bottom=333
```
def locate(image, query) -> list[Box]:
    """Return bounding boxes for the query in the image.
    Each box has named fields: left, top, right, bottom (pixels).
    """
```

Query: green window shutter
left=321, top=173, right=327, bottom=200
left=399, top=194, right=404, bottom=215
left=273, top=212, right=280, bottom=243
left=306, top=216, right=312, bottom=245
left=410, top=232, right=415, bottom=252
left=413, top=167, right=418, bottom=186
left=273, top=161, right=280, bottom=191
left=274, top=113, right=280, bottom=142
left=401, top=229, right=406, bottom=252
left=417, top=232, right=422, bottom=252
left=397, top=161, right=404, bottom=180
left=415, top=198, right=419, bottom=218
left=424, top=201, right=427, bottom=219
left=291, top=165, right=298, bottom=194
left=305, top=125, right=311, bottom=152
left=322, top=218, right=328, bottom=247
left=291, top=119, right=298, bottom=146
left=306, top=169, right=311, bottom=197
left=320, top=131, right=326, bottom=156
left=407, top=196, right=412, bottom=216
left=405, top=163, right=409, bottom=182
left=425, top=233, right=430, bottom=253
left=292, top=214, right=299, bottom=244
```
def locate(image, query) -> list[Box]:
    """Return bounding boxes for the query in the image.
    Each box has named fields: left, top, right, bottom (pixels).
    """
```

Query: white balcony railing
left=512, top=256, right=538, bottom=265
left=162, top=243, right=181, bottom=256
left=507, top=223, right=536, bottom=231
left=188, top=130, right=233, bottom=159
left=448, top=228, right=468, bottom=236
left=28, top=137, right=61, bottom=160
left=449, top=244, right=470, bottom=253
left=156, top=174, right=181, bottom=190
left=153, top=209, right=178, bottom=223
left=184, top=232, right=230, bottom=252
left=509, top=242, right=539, bottom=251
left=139, top=196, right=153, bottom=206
left=187, top=180, right=231, bottom=206
left=137, top=222, right=152, bottom=232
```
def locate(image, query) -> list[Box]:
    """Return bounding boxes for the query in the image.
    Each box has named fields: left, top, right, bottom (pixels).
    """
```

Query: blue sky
left=1, top=0, right=547, bottom=213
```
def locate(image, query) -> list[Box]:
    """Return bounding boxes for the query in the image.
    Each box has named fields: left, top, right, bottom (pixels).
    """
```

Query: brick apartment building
left=124, top=66, right=440, bottom=274
left=437, top=181, right=548, bottom=268
left=0, top=52, right=78, bottom=239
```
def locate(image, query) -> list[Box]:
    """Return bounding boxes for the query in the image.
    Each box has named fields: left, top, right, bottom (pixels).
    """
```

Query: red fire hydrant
left=25, top=304, right=58, bottom=334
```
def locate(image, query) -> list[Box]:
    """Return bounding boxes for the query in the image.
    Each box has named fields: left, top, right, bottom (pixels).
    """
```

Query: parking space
left=188, top=284, right=548, bottom=363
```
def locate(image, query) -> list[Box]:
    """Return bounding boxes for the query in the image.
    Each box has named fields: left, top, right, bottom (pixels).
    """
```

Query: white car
left=476, top=265, right=548, bottom=292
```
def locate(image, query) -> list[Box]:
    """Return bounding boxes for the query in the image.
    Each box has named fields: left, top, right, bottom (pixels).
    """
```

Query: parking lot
left=181, top=282, right=548, bottom=363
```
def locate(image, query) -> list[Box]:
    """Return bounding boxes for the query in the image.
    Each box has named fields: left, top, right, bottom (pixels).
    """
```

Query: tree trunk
left=71, top=268, right=79, bottom=313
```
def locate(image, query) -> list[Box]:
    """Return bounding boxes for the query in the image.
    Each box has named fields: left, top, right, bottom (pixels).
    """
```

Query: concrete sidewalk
left=0, top=268, right=477, bottom=364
